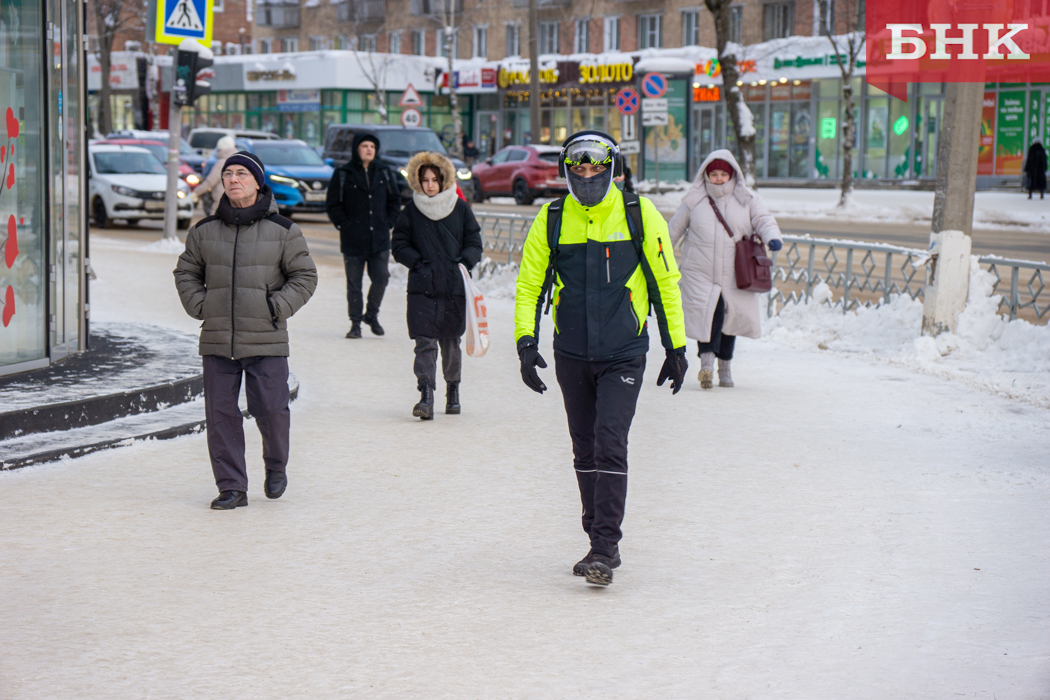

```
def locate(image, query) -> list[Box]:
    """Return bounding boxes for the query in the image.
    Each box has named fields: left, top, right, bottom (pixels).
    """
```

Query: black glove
left=656, top=349, right=688, bottom=395
left=518, top=342, right=548, bottom=394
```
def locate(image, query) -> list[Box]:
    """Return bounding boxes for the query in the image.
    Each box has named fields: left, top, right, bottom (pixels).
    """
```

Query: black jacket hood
left=350, top=132, right=381, bottom=168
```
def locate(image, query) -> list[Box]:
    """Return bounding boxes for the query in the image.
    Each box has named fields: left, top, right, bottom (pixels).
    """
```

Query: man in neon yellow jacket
left=514, top=130, right=689, bottom=586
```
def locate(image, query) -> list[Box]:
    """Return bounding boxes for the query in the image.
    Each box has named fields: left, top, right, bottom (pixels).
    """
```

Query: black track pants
left=555, top=353, right=646, bottom=557
left=343, top=252, right=390, bottom=323
left=203, top=355, right=290, bottom=493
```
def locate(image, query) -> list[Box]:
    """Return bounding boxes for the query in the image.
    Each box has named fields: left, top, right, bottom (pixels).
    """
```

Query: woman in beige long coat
left=668, top=149, right=783, bottom=389
left=191, top=136, right=237, bottom=215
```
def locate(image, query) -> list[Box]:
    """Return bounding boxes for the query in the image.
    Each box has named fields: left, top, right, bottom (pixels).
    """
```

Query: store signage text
left=693, top=86, right=720, bottom=102
left=246, top=69, right=296, bottom=82
left=498, top=67, right=558, bottom=88
left=579, top=62, right=633, bottom=84
left=772, top=54, right=866, bottom=70
left=695, top=59, right=755, bottom=78
left=886, top=24, right=1029, bottom=60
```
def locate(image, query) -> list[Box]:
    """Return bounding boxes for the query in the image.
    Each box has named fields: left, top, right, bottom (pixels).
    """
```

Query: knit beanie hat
left=222, top=151, right=266, bottom=187
left=705, top=159, right=734, bottom=177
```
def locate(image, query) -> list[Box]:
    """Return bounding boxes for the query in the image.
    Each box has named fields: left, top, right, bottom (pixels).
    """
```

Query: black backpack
left=541, top=191, right=645, bottom=314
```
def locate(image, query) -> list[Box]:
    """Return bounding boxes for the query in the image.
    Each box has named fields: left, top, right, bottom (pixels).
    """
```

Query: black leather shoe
left=445, top=381, right=460, bottom=415
left=210, top=491, right=247, bottom=510
left=346, top=321, right=362, bottom=339
left=412, top=385, right=434, bottom=420
left=584, top=552, right=620, bottom=586
left=573, top=548, right=621, bottom=576
left=363, top=315, right=385, bottom=336
left=264, top=470, right=287, bottom=499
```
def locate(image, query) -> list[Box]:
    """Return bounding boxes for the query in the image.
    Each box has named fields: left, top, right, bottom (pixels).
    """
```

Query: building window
left=637, top=14, right=662, bottom=49
left=763, top=2, right=794, bottom=40
left=817, top=0, right=834, bottom=35
left=539, top=21, right=559, bottom=54
left=282, top=37, right=298, bottom=52
left=575, top=18, right=589, bottom=53
left=412, top=30, right=425, bottom=55
left=439, top=28, right=457, bottom=58
left=603, top=17, right=620, bottom=51
left=309, top=36, right=326, bottom=51
left=360, top=34, right=377, bottom=52
left=473, top=26, right=487, bottom=58
left=729, top=6, right=743, bottom=43
left=260, top=38, right=273, bottom=53
left=213, top=0, right=224, bottom=11
left=390, top=31, right=402, bottom=53
left=258, top=4, right=300, bottom=27
left=682, top=10, right=699, bottom=46
left=505, top=24, right=521, bottom=56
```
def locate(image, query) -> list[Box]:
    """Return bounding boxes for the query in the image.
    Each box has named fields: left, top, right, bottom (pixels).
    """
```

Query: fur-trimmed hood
left=682, top=149, right=752, bottom=209
left=406, top=151, right=456, bottom=194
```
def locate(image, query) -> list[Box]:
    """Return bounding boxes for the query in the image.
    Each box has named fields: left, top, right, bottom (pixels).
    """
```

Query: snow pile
left=473, top=259, right=520, bottom=300
left=762, top=259, right=1050, bottom=407
left=140, top=236, right=187, bottom=255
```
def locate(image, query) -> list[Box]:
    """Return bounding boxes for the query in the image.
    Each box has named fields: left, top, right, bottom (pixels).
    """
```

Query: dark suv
left=323, top=124, right=474, bottom=202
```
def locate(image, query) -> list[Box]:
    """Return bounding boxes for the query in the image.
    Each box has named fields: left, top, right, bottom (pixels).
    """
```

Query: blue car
left=203, top=138, right=333, bottom=217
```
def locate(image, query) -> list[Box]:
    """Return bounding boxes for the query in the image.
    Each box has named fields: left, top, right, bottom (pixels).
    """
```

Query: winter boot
left=698, top=352, right=715, bottom=390
left=210, top=491, right=247, bottom=510
left=573, top=547, right=621, bottom=576
left=346, top=321, right=362, bottom=339
left=412, top=385, right=435, bottom=420
left=445, top=381, right=461, bottom=415
left=363, top=314, right=385, bottom=336
left=718, top=359, right=734, bottom=388
left=264, top=470, right=287, bottom=499
left=584, top=552, right=619, bottom=586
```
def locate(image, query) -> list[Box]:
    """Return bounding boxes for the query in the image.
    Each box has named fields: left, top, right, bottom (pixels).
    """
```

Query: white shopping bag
left=458, top=263, right=490, bottom=357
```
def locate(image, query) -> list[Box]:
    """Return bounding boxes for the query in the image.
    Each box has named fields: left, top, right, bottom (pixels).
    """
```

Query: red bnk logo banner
left=866, top=1, right=1050, bottom=100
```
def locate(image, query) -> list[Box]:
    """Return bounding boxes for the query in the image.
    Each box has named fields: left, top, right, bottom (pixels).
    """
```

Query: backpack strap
left=541, top=197, right=565, bottom=315
left=621, top=190, right=644, bottom=258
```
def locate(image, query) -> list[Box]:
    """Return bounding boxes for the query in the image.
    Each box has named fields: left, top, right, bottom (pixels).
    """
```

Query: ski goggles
left=562, top=138, right=615, bottom=168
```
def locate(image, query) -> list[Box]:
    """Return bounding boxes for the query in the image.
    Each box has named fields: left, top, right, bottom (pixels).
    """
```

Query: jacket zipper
left=605, top=245, right=611, bottom=283
left=230, top=224, right=240, bottom=358
left=657, top=237, right=670, bottom=272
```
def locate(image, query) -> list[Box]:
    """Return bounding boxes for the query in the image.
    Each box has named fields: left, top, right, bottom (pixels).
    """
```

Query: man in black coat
left=325, top=132, right=401, bottom=338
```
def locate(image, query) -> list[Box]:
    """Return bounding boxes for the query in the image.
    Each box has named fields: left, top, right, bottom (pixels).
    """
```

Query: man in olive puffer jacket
left=175, top=151, right=317, bottom=510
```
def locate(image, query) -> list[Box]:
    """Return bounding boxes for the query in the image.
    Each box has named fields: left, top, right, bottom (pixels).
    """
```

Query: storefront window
left=1, top=0, right=48, bottom=367
left=864, top=93, right=889, bottom=179
left=816, top=99, right=839, bottom=179
left=888, top=85, right=914, bottom=178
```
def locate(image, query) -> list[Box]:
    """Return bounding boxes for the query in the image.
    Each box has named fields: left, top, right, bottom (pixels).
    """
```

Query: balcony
left=337, top=0, right=386, bottom=22
left=409, top=0, right=463, bottom=17
left=258, top=5, right=300, bottom=27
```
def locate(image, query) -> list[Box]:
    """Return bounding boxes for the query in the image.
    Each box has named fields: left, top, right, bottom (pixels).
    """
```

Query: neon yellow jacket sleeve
left=514, top=203, right=552, bottom=346
left=637, top=197, right=688, bottom=352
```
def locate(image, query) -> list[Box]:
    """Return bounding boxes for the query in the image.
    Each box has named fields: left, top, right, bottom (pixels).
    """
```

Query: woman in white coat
left=668, top=149, right=783, bottom=389
left=191, top=136, right=237, bottom=215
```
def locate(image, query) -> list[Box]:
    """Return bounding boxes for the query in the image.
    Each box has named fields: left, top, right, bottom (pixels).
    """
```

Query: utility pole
left=163, top=40, right=213, bottom=240
left=528, top=0, right=540, bottom=145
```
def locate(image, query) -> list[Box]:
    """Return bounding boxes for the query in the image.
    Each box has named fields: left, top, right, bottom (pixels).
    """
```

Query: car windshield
left=190, top=132, right=224, bottom=149
left=134, top=143, right=168, bottom=164
left=377, top=130, right=448, bottom=157
left=179, top=140, right=197, bottom=156
left=252, top=142, right=326, bottom=166
left=538, top=152, right=560, bottom=164
left=93, top=151, right=166, bottom=175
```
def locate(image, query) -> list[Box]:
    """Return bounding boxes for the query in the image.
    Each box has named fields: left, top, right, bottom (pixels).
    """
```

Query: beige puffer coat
left=174, top=187, right=317, bottom=358
left=668, top=149, right=782, bottom=342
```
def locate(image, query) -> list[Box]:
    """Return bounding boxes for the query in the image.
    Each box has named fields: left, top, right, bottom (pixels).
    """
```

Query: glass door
left=476, top=110, right=500, bottom=158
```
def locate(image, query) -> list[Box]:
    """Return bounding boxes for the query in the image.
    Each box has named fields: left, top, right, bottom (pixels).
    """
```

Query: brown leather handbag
left=708, top=197, right=773, bottom=293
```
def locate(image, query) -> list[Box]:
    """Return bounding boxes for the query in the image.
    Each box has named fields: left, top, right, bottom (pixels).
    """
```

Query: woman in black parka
left=392, top=151, right=483, bottom=420
left=1024, top=141, right=1048, bottom=199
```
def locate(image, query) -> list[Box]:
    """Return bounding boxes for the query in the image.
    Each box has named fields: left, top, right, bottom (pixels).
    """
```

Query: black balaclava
left=563, top=132, right=617, bottom=207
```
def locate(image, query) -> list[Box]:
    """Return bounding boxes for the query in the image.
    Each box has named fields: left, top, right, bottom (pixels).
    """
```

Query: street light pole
left=162, top=88, right=183, bottom=240
left=528, top=0, right=540, bottom=146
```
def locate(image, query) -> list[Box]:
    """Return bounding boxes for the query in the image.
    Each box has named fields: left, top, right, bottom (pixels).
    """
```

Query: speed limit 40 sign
left=400, top=108, right=422, bottom=127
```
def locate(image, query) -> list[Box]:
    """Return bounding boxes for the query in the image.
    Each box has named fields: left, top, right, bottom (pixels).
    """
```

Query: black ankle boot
left=412, top=385, right=434, bottom=420
left=363, top=315, right=384, bottom=336
left=445, top=382, right=460, bottom=414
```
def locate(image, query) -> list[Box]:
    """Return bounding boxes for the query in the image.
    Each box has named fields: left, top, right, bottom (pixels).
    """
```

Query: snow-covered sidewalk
left=1, top=236, right=1048, bottom=698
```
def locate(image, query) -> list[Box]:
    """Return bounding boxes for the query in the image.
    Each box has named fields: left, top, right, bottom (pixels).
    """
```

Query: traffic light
left=174, top=44, right=213, bottom=106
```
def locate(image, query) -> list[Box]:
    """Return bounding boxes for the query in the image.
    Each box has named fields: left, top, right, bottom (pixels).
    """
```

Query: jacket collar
left=567, top=184, right=620, bottom=217
left=217, top=186, right=277, bottom=227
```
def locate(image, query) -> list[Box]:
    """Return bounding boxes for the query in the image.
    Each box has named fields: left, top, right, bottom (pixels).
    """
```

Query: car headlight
left=270, top=174, right=299, bottom=186
left=177, top=190, right=186, bottom=199
left=457, top=168, right=472, bottom=180
left=399, top=169, right=408, bottom=178
left=111, top=185, right=137, bottom=197
left=185, top=173, right=201, bottom=186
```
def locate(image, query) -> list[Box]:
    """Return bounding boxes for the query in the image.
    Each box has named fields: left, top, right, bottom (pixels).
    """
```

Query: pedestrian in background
left=192, top=136, right=237, bottom=215
left=669, top=149, right=783, bottom=390
left=463, top=138, right=480, bottom=168
left=326, top=132, right=401, bottom=339
left=1024, top=140, right=1047, bottom=200
left=392, top=152, right=483, bottom=420
left=174, top=151, right=317, bottom=510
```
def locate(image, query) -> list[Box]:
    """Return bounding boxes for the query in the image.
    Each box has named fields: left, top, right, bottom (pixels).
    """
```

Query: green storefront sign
left=643, top=77, right=688, bottom=183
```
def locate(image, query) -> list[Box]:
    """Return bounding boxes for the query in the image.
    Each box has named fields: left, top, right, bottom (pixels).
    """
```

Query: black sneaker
left=363, top=315, right=385, bottom=336
left=346, top=321, right=362, bottom=339
left=412, top=385, right=434, bottom=420
left=210, top=490, right=247, bottom=510
left=264, top=470, right=287, bottom=499
left=584, top=553, right=619, bottom=586
left=573, top=548, right=621, bottom=576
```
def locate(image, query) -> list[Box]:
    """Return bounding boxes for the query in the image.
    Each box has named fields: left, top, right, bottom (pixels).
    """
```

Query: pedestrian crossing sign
left=154, top=0, right=213, bottom=46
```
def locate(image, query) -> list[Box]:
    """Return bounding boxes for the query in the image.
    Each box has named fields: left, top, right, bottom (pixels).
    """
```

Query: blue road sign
left=156, top=0, right=213, bottom=46
left=641, top=73, right=667, bottom=99
left=616, top=88, right=640, bottom=115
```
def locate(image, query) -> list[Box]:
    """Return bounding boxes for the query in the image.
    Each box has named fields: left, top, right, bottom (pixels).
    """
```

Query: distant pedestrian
left=191, top=136, right=237, bottom=215
left=463, top=138, right=480, bottom=168
left=174, top=151, right=317, bottom=510
left=326, top=132, right=401, bottom=339
left=1024, top=141, right=1047, bottom=199
left=391, top=151, right=483, bottom=420
left=668, top=149, right=783, bottom=389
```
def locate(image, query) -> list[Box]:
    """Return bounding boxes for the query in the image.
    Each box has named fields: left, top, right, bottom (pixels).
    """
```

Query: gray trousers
left=203, top=355, right=290, bottom=493
left=413, top=337, right=462, bottom=391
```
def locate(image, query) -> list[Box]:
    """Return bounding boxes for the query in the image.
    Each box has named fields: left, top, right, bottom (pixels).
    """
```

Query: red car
left=96, top=139, right=202, bottom=189
left=471, top=145, right=566, bottom=205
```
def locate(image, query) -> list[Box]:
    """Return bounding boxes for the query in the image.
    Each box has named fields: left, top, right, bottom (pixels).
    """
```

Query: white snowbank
left=762, top=258, right=1050, bottom=407
left=139, top=236, right=187, bottom=254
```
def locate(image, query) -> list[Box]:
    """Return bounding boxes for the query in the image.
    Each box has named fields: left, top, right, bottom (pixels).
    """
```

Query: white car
left=88, top=144, right=193, bottom=229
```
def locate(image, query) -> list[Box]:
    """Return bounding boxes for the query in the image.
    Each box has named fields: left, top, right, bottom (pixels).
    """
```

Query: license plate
left=144, top=201, right=165, bottom=211
left=305, top=191, right=326, bottom=202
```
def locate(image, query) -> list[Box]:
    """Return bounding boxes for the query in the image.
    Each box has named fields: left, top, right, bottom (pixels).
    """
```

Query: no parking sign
left=615, top=87, right=640, bottom=115
left=641, top=73, right=667, bottom=99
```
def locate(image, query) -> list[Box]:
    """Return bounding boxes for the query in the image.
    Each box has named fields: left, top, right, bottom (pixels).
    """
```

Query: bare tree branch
left=825, top=0, right=866, bottom=207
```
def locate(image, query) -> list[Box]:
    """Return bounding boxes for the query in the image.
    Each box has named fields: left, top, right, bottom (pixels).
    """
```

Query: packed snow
left=0, top=233, right=1047, bottom=698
